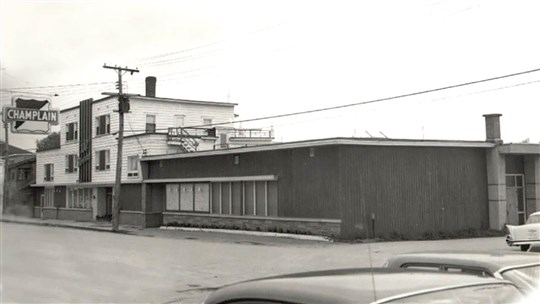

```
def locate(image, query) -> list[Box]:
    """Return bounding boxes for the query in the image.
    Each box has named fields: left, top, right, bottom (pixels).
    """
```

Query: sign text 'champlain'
left=3, top=107, right=59, bottom=124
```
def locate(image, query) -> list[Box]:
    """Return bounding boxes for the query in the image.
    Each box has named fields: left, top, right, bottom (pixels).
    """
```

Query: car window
left=526, top=214, right=540, bottom=224
left=500, top=265, right=540, bottom=291
left=382, top=284, right=522, bottom=304
left=401, top=264, right=490, bottom=277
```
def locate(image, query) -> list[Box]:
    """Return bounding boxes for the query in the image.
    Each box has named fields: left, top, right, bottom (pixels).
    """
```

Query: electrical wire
left=118, top=69, right=540, bottom=133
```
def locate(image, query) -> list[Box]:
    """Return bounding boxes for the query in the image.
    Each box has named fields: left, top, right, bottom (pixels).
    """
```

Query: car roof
left=384, top=251, right=540, bottom=274
left=203, top=268, right=510, bottom=304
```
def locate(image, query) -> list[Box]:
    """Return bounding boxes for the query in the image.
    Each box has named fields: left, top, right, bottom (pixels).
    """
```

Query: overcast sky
left=1, top=0, right=539, bottom=150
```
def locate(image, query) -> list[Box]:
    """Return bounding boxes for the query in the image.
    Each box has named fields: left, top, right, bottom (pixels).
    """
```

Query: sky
left=1, top=0, right=539, bottom=151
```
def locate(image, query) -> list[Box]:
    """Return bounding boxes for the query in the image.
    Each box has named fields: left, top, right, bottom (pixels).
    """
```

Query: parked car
left=202, top=268, right=523, bottom=304
left=383, top=251, right=540, bottom=292
left=528, top=242, right=540, bottom=252
left=507, top=211, right=540, bottom=251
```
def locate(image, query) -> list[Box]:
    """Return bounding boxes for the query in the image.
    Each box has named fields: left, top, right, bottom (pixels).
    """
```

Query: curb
left=160, top=226, right=334, bottom=242
left=1, top=219, right=132, bottom=234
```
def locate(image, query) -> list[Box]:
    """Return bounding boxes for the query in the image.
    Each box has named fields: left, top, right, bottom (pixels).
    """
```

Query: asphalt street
left=1, top=222, right=517, bottom=304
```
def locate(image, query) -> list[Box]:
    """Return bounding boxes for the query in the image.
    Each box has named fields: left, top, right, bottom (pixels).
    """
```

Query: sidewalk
left=0, top=215, right=333, bottom=243
left=0, top=214, right=143, bottom=234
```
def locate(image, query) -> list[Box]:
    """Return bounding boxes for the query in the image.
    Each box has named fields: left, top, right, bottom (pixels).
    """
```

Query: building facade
left=1, top=143, right=35, bottom=216
left=137, top=115, right=540, bottom=240
left=32, top=77, right=273, bottom=226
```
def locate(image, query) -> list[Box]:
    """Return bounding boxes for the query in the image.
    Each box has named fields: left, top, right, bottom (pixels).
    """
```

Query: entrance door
left=105, top=188, right=113, bottom=221
left=506, top=174, right=526, bottom=225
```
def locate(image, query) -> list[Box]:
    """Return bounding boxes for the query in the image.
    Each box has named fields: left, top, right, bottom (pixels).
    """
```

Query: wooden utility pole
left=103, top=64, right=139, bottom=231
left=2, top=122, right=9, bottom=214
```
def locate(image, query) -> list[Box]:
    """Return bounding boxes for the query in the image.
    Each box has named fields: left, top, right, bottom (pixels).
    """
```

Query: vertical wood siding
left=338, top=145, right=488, bottom=239
left=146, top=144, right=489, bottom=239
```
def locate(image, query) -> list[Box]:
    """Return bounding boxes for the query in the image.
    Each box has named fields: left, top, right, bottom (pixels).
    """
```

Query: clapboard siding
left=36, top=149, right=61, bottom=185
left=125, top=98, right=235, bottom=132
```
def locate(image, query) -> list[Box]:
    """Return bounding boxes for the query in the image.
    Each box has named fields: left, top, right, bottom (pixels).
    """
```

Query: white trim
left=372, top=282, right=514, bottom=304
left=159, top=226, right=333, bottom=242
left=162, top=212, right=342, bottom=224
left=141, top=138, right=495, bottom=161
left=494, top=262, right=540, bottom=279
left=143, top=175, right=277, bottom=184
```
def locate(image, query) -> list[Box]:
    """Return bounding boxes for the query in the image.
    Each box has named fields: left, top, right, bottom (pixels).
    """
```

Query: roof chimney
left=145, top=76, right=156, bottom=97
left=483, top=113, right=502, bottom=143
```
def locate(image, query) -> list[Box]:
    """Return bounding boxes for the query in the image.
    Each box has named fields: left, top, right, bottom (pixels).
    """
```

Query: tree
left=36, top=132, right=60, bottom=152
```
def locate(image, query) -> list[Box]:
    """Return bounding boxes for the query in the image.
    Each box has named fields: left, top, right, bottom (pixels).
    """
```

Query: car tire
left=520, top=245, right=530, bottom=252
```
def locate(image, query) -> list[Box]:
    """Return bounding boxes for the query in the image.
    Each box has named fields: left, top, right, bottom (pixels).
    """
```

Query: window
left=65, top=154, right=78, bottom=173
left=166, top=183, right=210, bottom=212
left=44, top=164, right=54, bottom=181
left=198, top=181, right=277, bottom=216
left=146, top=114, right=156, bottom=133
left=95, top=115, right=110, bottom=136
left=127, top=155, right=139, bottom=177
left=203, top=118, right=212, bottom=126
left=95, top=150, right=110, bottom=171
left=43, top=188, right=55, bottom=207
left=67, top=188, right=92, bottom=209
left=65, top=122, right=78, bottom=141
left=17, top=168, right=30, bottom=181
left=174, top=115, right=185, bottom=127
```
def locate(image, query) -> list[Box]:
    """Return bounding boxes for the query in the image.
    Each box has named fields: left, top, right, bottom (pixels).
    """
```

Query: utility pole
left=103, top=64, right=139, bottom=231
left=2, top=122, right=9, bottom=215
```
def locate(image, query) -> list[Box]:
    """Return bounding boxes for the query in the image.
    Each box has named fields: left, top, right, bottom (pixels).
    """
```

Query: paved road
left=1, top=222, right=516, bottom=303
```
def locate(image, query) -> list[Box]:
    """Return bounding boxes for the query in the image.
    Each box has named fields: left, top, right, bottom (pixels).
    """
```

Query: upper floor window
left=127, top=155, right=139, bottom=177
left=95, top=149, right=110, bottom=171
left=65, top=122, right=78, bottom=141
left=95, top=115, right=110, bottom=136
left=174, top=115, right=185, bottom=127
left=17, top=168, right=31, bottom=181
left=146, top=114, right=156, bottom=133
left=203, top=118, right=213, bottom=126
left=65, top=154, right=78, bottom=173
left=44, top=163, right=54, bottom=181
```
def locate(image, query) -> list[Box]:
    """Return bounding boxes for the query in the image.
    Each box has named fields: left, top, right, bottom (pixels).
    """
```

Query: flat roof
left=499, top=143, right=540, bottom=154
left=141, top=137, right=495, bottom=162
left=60, top=95, right=236, bottom=113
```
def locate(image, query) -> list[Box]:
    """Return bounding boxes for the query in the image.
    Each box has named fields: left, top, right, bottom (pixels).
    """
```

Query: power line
left=119, top=69, right=540, bottom=133
left=180, top=67, right=540, bottom=129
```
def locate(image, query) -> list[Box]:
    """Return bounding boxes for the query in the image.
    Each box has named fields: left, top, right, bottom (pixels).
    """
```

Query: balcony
left=167, top=127, right=274, bottom=152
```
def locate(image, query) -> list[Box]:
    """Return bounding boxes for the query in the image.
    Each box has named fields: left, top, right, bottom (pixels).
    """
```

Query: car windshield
left=526, top=214, right=540, bottom=224
left=500, top=265, right=540, bottom=291
left=383, top=283, right=522, bottom=304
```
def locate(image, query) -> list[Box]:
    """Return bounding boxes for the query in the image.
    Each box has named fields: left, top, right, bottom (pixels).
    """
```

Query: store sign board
left=2, top=96, right=59, bottom=134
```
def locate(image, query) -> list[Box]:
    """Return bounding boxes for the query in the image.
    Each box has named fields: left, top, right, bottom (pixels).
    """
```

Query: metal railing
left=228, top=129, right=273, bottom=138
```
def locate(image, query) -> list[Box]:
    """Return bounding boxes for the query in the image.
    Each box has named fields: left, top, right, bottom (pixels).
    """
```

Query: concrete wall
left=163, top=212, right=341, bottom=237
left=486, top=147, right=507, bottom=229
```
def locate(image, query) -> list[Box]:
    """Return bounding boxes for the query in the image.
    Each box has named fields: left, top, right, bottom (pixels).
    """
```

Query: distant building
left=32, top=77, right=273, bottom=225
left=0, top=142, right=35, bottom=215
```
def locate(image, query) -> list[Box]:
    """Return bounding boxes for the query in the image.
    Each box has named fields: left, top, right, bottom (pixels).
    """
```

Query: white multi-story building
left=33, top=77, right=273, bottom=226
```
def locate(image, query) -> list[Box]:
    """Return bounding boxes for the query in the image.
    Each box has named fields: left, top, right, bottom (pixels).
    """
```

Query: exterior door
left=506, top=174, right=526, bottom=225
left=105, top=188, right=113, bottom=219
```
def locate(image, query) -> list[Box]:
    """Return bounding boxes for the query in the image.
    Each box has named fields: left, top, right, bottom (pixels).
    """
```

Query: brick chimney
left=483, top=113, right=502, bottom=143
left=145, top=76, right=157, bottom=97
